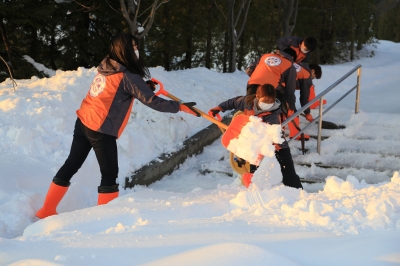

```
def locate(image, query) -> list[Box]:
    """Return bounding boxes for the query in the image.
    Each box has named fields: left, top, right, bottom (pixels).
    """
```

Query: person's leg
left=81, top=125, right=119, bottom=204
left=309, top=85, right=327, bottom=109
left=55, top=118, right=93, bottom=183
left=275, top=148, right=303, bottom=189
left=37, top=118, right=92, bottom=218
left=288, top=116, right=310, bottom=140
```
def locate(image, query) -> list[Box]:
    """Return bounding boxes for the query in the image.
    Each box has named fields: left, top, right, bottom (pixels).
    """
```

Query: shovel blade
left=221, top=114, right=250, bottom=148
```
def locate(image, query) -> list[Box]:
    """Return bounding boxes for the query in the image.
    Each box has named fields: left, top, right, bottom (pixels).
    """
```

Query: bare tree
left=0, top=16, right=14, bottom=75
left=215, top=0, right=251, bottom=72
left=280, top=0, right=299, bottom=36
left=118, top=0, right=169, bottom=38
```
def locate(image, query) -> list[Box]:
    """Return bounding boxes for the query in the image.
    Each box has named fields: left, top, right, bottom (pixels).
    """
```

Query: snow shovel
left=151, top=78, right=251, bottom=151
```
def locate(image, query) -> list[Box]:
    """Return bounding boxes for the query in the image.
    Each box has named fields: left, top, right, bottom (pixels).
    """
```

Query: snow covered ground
left=0, top=41, right=399, bottom=265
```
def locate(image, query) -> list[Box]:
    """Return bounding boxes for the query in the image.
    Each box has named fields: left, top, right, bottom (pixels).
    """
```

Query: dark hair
left=309, top=63, right=322, bottom=79
left=106, top=33, right=150, bottom=79
left=282, top=48, right=297, bottom=61
left=246, top=84, right=276, bottom=106
left=303, top=36, right=317, bottom=52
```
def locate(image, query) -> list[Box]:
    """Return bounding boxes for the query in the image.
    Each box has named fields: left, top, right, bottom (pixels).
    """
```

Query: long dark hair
left=246, top=84, right=276, bottom=106
left=106, top=33, right=150, bottom=79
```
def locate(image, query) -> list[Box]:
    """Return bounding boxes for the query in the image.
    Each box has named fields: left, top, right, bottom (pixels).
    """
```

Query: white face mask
left=301, top=47, right=309, bottom=54
left=135, top=50, right=139, bottom=59
left=258, top=101, right=274, bottom=110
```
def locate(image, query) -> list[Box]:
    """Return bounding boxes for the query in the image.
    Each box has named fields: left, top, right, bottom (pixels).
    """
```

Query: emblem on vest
left=90, top=74, right=106, bottom=97
left=293, top=63, right=302, bottom=72
left=264, top=56, right=282, bottom=66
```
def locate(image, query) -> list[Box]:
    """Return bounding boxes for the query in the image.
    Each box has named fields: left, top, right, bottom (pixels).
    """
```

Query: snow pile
left=230, top=171, right=400, bottom=234
left=23, top=55, right=57, bottom=77
left=227, top=116, right=283, bottom=164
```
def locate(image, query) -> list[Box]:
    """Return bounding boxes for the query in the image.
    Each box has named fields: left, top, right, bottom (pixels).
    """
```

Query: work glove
left=305, top=113, right=314, bottom=122
left=179, top=102, right=200, bottom=117
left=287, top=109, right=295, bottom=118
left=208, top=106, right=222, bottom=117
left=145, top=80, right=158, bottom=91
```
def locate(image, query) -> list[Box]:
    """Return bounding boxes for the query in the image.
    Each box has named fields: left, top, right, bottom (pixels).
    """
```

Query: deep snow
left=0, top=41, right=399, bottom=265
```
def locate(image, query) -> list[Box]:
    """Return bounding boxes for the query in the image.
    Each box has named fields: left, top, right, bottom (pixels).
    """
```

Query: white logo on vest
left=264, top=56, right=282, bottom=66
left=293, top=63, right=302, bottom=72
left=89, top=74, right=106, bottom=97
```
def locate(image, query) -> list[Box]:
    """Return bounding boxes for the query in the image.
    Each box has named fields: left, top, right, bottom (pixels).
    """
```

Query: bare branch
left=106, top=0, right=121, bottom=13
left=0, top=55, right=17, bottom=91
left=213, top=0, right=227, bottom=21
left=139, top=0, right=159, bottom=37
left=72, top=0, right=99, bottom=12
left=120, top=0, right=137, bottom=35
left=289, top=0, right=299, bottom=35
left=236, top=0, right=251, bottom=40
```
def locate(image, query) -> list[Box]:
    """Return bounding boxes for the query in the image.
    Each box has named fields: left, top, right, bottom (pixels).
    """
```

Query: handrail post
left=355, top=67, right=362, bottom=114
left=317, top=96, right=324, bottom=154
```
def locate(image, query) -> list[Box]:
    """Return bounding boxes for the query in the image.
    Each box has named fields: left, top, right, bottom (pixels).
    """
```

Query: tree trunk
left=28, top=26, right=38, bottom=61
left=226, top=0, right=251, bottom=72
left=205, top=0, right=214, bottom=69
left=49, top=30, right=57, bottom=70
left=163, top=4, right=170, bottom=71
left=184, top=0, right=194, bottom=69
left=237, top=31, right=245, bottom=70
left=0, top=16, right=14, bottom=74
left=223, top=29, right=228, bottom=73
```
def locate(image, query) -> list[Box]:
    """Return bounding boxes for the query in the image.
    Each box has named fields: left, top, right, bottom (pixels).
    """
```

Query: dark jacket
left=276, top=36, right=310, bottom=63
left=218, top=96, right=289, bottom=149
left=77, top=57, right=180, bottom=138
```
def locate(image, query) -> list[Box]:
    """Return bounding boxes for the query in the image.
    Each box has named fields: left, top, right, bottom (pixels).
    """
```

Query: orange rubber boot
left=288, top=116, right=309, bottom=140
left=36, top=182, right=69, bottom=219
left=309, top=86, right=327, bottom=109
left=242, top=173, right=253, bottom=188
left=98, top=192, right=119, bottom=205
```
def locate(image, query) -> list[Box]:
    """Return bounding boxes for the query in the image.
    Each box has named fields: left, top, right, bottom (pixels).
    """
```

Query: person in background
left=289, top=62, right=323, bottom=140
left=36, top=33, right=200, bottom=219
left=245, top=49, right=297, bottom=118
left=276, top=36, right=317, bottom=63
left=208, top=84, right=303, bottom=189
left=307, top=64, right=325, bottom=109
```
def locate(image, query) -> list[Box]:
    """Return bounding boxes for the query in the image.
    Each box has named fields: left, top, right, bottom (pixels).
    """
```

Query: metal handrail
left=282, top=64, right=362, bottom=154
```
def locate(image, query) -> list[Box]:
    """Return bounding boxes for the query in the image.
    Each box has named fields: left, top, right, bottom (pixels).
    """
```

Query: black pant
left=56, top=118, right=119, bottom=187
left=250, top=148, right=303, bottom=189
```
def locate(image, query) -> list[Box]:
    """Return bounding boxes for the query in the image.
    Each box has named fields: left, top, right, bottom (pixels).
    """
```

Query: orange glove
left=208, top=106, right=222, bottom=117
left=179, top=102, right=200, bottom=117
left=305, top=113, right=313, bottom=122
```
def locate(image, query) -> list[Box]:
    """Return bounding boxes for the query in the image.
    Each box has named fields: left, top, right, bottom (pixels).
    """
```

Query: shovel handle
left=151, top=78, right=228, bottom=130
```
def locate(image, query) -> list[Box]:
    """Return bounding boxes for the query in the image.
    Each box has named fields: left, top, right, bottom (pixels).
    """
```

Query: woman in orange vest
left=36, top=33, right=200, bottom=219
left=208, top=84, right=303, bottom=189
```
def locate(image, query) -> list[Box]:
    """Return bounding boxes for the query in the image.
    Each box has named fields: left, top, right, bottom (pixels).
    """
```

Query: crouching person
left=208, top=84, right=303, bottom=189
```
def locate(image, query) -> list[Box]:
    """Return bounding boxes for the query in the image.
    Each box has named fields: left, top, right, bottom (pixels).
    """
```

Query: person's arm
left=276, top=36, right=292, bottom=51
left=283, top=65, right=297, bottom=111
left=245, top=57, right=261, bottom=77
left=218, top=96, right=246, bottom=111
left=208, top=96, right=246, bottom=117
left=125, top=73, right=180, bottom=113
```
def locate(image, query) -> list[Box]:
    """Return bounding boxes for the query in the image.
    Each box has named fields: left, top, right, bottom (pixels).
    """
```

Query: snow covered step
left=295, top=163, right=392, bottom=184
left=293, top=151, right=400, bottom=173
